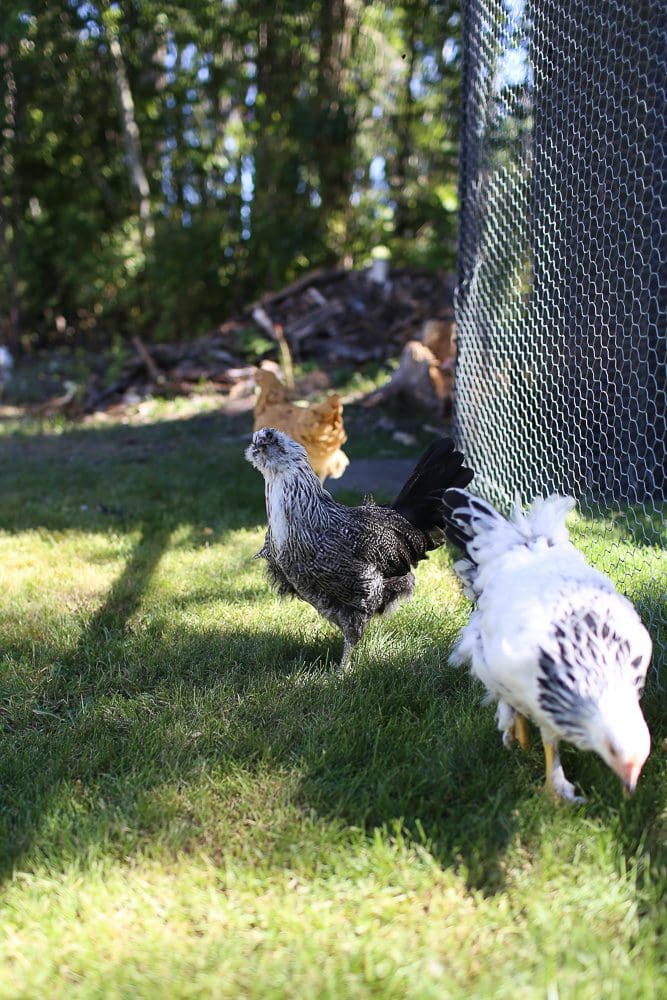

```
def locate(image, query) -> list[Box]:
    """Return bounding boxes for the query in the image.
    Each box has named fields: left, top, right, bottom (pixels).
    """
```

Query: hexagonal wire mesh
left=455, top=0, right=665, bottom=634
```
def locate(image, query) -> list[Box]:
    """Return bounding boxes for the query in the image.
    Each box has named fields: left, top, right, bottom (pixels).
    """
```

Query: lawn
left=0, top=401, right=665, bottom=999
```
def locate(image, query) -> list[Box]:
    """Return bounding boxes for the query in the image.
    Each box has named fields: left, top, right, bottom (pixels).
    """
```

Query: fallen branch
left=252, top=306, right=295, bottom=390
left=283, top=299, right=345, bottom=343
left=248, top=267, right=347, bottom=312
left=132, top=335, right=165, bottom=384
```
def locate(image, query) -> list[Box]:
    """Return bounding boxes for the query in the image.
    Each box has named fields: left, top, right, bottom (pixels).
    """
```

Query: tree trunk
left=107, top=26, right=153, bottom=241
left=315, top=0, right=355, bottom=229
left=392, top=19, right=418, bottom=239
left=0, top=41, right=20, bottom=348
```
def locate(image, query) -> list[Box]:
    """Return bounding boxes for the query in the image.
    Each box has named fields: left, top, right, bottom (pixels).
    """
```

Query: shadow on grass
left=0, top=480, right=525, bottom=892
left=0, top=409, right=263, bottom=538
left=0, top=410, right=665, bottom=898
left=1, top=544, right=665, bottom=897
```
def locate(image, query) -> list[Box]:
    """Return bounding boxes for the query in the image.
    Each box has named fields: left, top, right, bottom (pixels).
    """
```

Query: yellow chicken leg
left=511, top=712, right=530, bottom=750
left=498, top=703, right=529, bottom=750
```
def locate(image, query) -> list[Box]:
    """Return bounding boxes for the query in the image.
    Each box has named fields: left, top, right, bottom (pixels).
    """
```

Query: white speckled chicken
left=442, top=489, right=653, bottom=802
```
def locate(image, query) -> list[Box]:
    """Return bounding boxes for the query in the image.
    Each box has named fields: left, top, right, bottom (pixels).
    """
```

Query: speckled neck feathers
left=264, top=461, right=331, bottom=550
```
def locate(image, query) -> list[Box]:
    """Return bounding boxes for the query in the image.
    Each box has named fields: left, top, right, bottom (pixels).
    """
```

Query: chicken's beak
left=620, top=760, right=642, bottom=798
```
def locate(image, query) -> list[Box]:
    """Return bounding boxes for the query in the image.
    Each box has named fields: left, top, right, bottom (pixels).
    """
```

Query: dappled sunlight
left=2, top=0, right=664, bottom=984
left=0, top=529, right=135, bottom=597
left=0, top=529, right=136, bottom=654
left=147, top=525, right=266, bottom=603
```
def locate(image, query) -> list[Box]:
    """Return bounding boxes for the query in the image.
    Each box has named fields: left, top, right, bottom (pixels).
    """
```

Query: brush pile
left=18, top=266, right=457, bottom=416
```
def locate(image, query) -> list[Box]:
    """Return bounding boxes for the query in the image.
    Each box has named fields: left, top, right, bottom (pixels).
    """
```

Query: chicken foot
left=541, top=733, right=586, bottom=804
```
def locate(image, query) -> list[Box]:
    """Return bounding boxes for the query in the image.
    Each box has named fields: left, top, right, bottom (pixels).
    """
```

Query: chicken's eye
left=606, top=741, right=619, bottom=759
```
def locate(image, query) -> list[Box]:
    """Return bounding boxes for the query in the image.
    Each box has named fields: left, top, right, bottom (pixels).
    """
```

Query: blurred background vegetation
left=0, top=0, right=462, bottom=349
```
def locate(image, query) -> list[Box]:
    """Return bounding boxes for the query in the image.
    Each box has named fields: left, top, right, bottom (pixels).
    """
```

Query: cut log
left=362, top=340, right=453, bottom=413
left=421, top=318, right=456, bottom=364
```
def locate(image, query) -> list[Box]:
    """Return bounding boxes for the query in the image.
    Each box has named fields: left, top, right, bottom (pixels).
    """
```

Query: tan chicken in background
left=253, top=368, right=349, bottom=483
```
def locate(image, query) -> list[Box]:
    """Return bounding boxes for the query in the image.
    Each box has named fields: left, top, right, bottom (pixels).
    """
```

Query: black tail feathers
left=391, top=438, right=474, bottom=546
left=441, top=487, right=479, bottom=554
left=441, top=487, right=506, bottom=562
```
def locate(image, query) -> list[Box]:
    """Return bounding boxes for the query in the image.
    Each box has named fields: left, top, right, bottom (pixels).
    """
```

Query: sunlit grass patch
left=0, top=403, right=664, bottom=998
left=0, top=822, right=663, bottom=999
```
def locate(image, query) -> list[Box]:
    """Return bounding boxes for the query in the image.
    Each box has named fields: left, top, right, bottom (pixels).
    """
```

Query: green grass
left=0, top=405, right=665, bottom=999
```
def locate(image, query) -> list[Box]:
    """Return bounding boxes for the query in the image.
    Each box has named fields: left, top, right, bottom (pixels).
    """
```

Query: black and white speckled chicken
left=246, top=428, right=474, bottom=671
left=442, top=489, right=653, bottom=802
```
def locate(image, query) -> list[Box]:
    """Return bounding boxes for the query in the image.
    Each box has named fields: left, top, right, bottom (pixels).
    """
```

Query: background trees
left=0, top=0, right=462, bottom=348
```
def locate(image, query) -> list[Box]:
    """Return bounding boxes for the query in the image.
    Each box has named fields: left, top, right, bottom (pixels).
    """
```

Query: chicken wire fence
left=454, top=0, right=666, bottom=633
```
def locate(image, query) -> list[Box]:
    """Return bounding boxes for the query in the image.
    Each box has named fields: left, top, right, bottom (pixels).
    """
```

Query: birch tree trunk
left=106, top=23, right=153, bottom=241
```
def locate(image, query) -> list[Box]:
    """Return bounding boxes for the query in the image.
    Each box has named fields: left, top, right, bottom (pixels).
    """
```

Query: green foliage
left=233, top=327, right=276, bottom=363
left=0, top=404, right=664, bottom=996
left=0, top=1, right=463, bottom=348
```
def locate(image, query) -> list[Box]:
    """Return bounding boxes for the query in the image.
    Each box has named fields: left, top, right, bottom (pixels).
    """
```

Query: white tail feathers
left=445, top=489, right=576, bottom=577
left=511, top=494, right=575, bottom=546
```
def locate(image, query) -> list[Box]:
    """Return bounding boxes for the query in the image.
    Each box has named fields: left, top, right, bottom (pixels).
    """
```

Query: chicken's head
left=245, top=427, right=311, bottom=479
left=589, top=692, right=651, bottom=796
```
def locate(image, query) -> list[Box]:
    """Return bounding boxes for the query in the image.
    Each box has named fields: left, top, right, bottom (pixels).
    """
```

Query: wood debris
left=21, top=266, right=457, bottom=416
left=242, top=266, right=456, bottom=366
left=361, top=318, right=457, bottom=415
